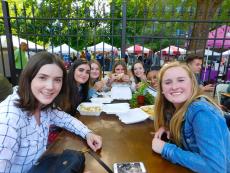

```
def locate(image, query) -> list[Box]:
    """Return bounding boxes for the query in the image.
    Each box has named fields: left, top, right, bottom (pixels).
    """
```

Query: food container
left=77, top=102, right=103, bottom=116
left=140, top=105, right=155, bottom=120
left=90, top=97, right=113, bottom=104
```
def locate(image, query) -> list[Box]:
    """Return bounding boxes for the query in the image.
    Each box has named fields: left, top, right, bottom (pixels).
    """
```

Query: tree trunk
left=187, top=0, right=223, bottom=56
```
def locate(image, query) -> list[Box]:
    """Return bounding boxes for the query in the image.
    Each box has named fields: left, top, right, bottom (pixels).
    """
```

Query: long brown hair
left=16, top=51, right=68, bottom=113
left=89, top=59, right=102, bottom=87
left=154, top=61, right=221, bottom=146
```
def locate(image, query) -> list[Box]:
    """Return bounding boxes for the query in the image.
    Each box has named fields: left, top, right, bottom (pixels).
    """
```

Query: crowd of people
left=0, top=50, right=230, bottom=173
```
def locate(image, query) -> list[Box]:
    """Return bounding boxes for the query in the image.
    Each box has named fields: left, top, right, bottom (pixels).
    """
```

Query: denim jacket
left=161, top=98, right=230, bottom=173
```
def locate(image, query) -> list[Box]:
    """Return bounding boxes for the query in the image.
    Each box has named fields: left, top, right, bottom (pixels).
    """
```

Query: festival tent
left=206, top=25, right=230, bottom=49
left=157, top=45, right=186, bottom=56
left=223, top=49, right=230, bottom=56
left=204, top=49, right=220, bottom=56
left=0, top=35, right=43, bottom=49
left=126, top=44, right=151, bottom=54
left=87, top=42, right=118, bottom=52
left=47, top=44, right=78, bottom=54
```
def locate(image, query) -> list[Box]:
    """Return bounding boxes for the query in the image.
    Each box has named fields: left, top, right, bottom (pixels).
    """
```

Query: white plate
left=102, top=103, right=130, bottom=114
left=90, top=97, right=113, bottom=104
left=77, top=102, right=103, bottom=116
left=117, top=108, right=149, bottom=124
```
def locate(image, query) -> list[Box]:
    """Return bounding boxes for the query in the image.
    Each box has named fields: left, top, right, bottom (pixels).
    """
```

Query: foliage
left=129, top=82, right=155, bottom=108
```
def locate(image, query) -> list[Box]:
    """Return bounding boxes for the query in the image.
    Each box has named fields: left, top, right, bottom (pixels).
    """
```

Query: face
left=90, top=63, right=100, bottom=80
left=188, top=59, right=202, bottom=74
left=133, top=63, right=145, bottom=78
left=115, top=65, right=125, bottom=74
left=147, top=70, right=158, bottom=89
left=31, top=64, right=63, bottom=106
left=161, top=67, right=192, bottom=109
left=74, top=64, right=90, bottom=85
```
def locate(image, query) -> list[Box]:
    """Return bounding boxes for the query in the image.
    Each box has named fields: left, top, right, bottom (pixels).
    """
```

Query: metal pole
left=2, top=0, right=17, bottom=85
left=121, top=0, right=126, bottom=59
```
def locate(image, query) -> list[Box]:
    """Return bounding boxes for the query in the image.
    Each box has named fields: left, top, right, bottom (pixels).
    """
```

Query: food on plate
left=79, top=104, right=102, bottom=112
left=141, top=105, right=155, bottom=116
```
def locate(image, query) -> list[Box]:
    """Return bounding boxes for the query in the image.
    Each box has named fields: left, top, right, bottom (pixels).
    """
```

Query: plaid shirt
left=0, top=91, right=91, bottom=173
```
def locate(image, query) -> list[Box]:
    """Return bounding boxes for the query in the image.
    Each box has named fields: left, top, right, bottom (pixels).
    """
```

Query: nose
left=46, top=80, right=54, bottom=89
left=171, top=81, right=179, bottom=90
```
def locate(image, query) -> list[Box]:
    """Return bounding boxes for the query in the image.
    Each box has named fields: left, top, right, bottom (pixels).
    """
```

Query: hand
left=121, top=74, right=130, bottom=82
left=152, top=137, right=165, bottom=154
left=154, top=126, right=170, bottom=140
left=202, top=84, right=214, bottom=92
left=86, top=132, right=102, bottom=152
left=94, top=81, right=104, bottom=91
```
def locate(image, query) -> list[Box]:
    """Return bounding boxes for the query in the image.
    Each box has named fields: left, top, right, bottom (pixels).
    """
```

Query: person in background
left=66, top=59, right=90, bottom=115
left=104, top=61, right=135, bottom=91
left=0, top=73, right=13, bottom=102
left=14, top=42, right=28, bottom=80
left=186, top=55, right=214, bottom=92
left=145, top=66, right=161, bottom=97
left=86, top=50, right=91, bottom=61
left=152, top=61, right=229, bottom=173
left=88, top=59, right=105, bottom=98
left=131, top=61, right=147, bottom=89
left=0, top=51, right=102, bottom=173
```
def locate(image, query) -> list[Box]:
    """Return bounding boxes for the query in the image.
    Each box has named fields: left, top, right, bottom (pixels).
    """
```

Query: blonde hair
left=154, top=61, right=221, bottom=146
left=89, top=59, right=102, bottom=87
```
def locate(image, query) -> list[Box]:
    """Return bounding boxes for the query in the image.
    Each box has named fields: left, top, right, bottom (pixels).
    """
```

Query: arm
left=0, top=124, right=19, bottom=172
left=161, top=110, right=227, bottom=173
left=50, top=110, right=102, bottom=151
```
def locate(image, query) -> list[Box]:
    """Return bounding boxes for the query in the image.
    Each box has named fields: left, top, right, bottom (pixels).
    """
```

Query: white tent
left=47, top=44, right=78, bottom=54
left=204, top=49, right=220, bottom=56
left=0, top=35, right=43, bottom=49
left=87, top=42, right=118, bottom=52
left=223, top=49, right=230, bottom=56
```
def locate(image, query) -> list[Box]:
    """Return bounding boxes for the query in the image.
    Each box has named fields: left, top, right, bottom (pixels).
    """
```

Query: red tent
left=126, top=44, right=151, bottom=54
left=157, top=45, right=186, bottom=56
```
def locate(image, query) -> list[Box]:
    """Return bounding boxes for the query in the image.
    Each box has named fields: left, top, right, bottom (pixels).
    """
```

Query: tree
left=187, top=0, right=224, bottom=55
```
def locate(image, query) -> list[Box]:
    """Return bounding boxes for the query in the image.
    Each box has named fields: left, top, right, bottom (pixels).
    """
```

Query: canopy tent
left=157, top=45, right=186, bottom=56
left=204, top=49, right=220, bottom=56
left=47, top=44, right=78, bottom=54
left=87, top=42, right=118, bottom=52
left=223, top=49, right=230, bottom=56
left=126, top=44, right=151, bottom=54
left=206, top=25, right=230, bottom=49
left=0, top=35, right=43, bottom=49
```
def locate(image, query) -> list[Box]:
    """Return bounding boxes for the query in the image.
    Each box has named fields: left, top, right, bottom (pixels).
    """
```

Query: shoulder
left=186, top=97, right=222, bottom=123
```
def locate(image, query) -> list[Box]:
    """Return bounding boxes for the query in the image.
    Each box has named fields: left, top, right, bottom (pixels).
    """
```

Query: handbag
left=28, top=149, right=85, bottom=173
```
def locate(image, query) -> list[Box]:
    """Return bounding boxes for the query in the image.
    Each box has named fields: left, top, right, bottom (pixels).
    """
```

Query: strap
left=87, top=150, right=113, bottom=173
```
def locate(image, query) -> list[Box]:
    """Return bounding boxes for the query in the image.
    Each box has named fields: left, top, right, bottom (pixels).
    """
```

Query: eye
left=38, top=76, right=46, bottom=80
left=55, top=78, right=62, bottom=83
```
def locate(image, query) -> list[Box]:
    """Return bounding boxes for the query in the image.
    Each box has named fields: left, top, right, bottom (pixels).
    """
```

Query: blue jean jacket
left=161, top=98, right=230, bottom=173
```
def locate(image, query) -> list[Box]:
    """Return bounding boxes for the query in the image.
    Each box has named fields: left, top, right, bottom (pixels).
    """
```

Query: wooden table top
left=45, top=114, right=191, bottom=173
left=221, top=92, right=230, bottom=98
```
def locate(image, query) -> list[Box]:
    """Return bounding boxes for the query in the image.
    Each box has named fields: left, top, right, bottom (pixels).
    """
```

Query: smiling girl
left=152, top=61, right=230, bottom=173
left=0, top=52, right=102, bottom=172
left=67, top=59, right=91, bottom=115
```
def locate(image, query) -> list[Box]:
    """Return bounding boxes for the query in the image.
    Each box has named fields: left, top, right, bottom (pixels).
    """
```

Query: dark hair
left=67, top=59, right=90, bottom=115
left=147, top=66, right=161, bottom=76
left=16, top=51, right=67, bottom=113
left=131, top=61, right=145, bottom=84
left=185, top=55, right=203, bottom=64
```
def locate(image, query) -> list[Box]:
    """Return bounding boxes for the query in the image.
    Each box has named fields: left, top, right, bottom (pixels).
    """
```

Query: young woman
left=88, top=59, right=105, bottom=98
left=152, top=61, right=230, bottom=173
left=0, top=52, right=102, bottom=172
left=131, top=61, right=147, bottom=89
left=67, top=59, right=90, bottom=115
left=105, top=61, right=134, bottom=91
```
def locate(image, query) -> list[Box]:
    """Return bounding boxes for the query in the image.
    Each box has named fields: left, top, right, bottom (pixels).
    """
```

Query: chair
left=215, top=83, right=229, bottom=105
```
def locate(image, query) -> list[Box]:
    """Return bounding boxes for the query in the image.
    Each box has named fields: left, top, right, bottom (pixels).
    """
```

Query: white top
left=0, top=90, right=91, bottom=173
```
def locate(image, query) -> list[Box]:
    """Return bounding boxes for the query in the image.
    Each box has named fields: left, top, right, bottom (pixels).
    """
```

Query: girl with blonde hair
left=152, top=61, right=229, bottom=173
